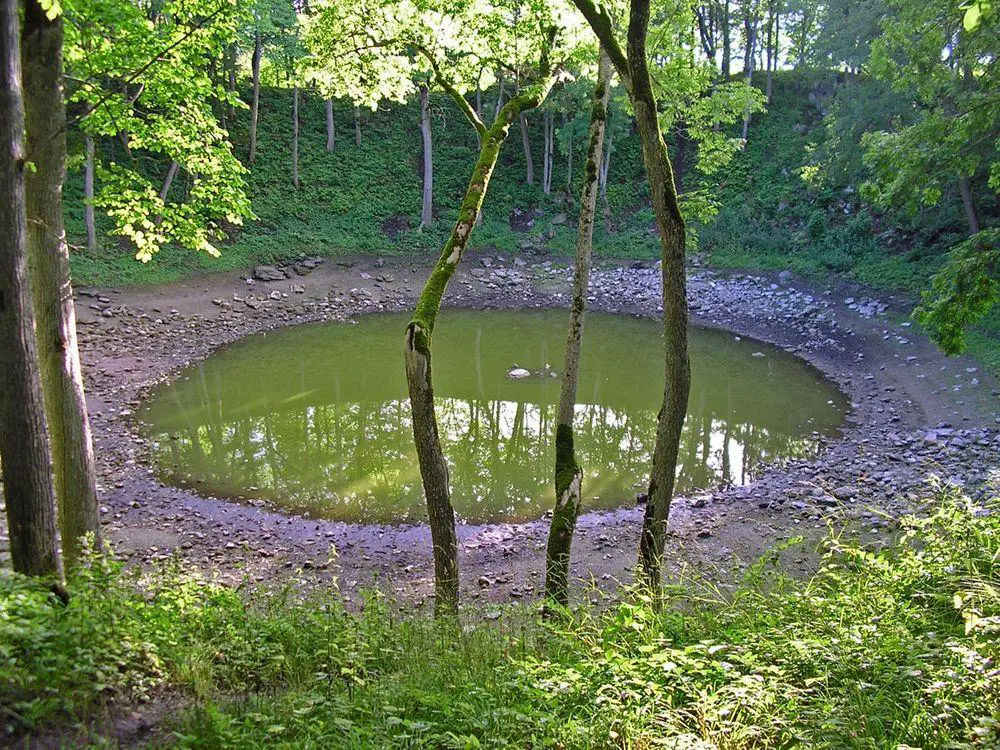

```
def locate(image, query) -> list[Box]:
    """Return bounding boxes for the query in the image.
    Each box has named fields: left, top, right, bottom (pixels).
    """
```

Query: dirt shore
left=4, top=254, right=998, bottom=607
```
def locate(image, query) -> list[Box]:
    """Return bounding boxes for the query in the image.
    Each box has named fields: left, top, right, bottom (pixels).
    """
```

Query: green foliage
left=65, top=0, right=253, bottom=261
left=4, top=488, right=999, bottom=747
left=915, top=228, right=1000, bottom=354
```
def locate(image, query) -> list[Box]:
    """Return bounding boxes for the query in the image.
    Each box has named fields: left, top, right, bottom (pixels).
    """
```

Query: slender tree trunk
left=325, top=98, right=335, bottom=151
left=958, top=176, right=980, bottom=234
left=227, top=43, right=237, bottom=119
left=494, top=73, right=505, bottom=119
left=571, top=0, right=691, bottom=597
left=765, top=2, right=775, bottom=102
left=84, top=134, right=96, bottom=252
left=741, top=3, right=757, bottom=139
left=0, top=0, right=63, bottom=583
left=419, top=84, right=433, bottom=228
left=721, top=0, right=731, bottom=78
left=545, top=49, right=612, bottom=607
left=600, top=118, right=614, bottom=231
left=22, top=0, right=101, bottom=569
left=564, top=112, right=573, bottom=193
left=354, top=105, right=361, bottom=146
left=159, top=161, right=178, bottom=201
left=519, top=112, right=534, bottom=185
left=292, top=84, right=299, bottom=188
left=248, top=31, right=262, bottom=163
left=404, top=80, right=557, bottom=617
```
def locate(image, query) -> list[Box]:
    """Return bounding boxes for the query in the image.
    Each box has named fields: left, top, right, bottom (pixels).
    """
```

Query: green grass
left=4, top=486, right=998, bottom=748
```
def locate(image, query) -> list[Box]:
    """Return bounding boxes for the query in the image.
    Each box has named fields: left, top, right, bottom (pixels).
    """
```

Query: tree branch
left=568, top=0, right=629, bottom=81
left=416, top=46, right=487, bottom=135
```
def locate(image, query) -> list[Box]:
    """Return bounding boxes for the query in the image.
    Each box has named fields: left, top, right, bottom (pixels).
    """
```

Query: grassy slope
left=3, top=492, right=998, bottom=747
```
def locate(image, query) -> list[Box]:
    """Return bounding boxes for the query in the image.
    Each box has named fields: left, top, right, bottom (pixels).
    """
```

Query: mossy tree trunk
left=0, top=0, right=63, bottom=583
left=545, top=48, right=612, bottom=608
left=405, top=67, right=557, bottom=616
left=22, top=0, right=102, bottom=569
left=573, top=0, right=691, bottom=598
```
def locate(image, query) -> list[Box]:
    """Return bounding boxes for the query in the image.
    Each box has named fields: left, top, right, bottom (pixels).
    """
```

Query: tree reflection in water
left=140, top=310, right=847, bottom=524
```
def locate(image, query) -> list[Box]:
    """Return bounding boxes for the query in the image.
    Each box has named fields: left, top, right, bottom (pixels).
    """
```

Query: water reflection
left=140, top=310, right=846, bottom=524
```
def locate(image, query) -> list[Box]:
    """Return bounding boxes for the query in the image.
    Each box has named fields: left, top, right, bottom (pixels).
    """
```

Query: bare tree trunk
left=248, top=31, right=262, bottom=163
left=493, top=73, right=505, bottom=119
left=159, top=161, right=178, bottom=201
left=0, top=0, right=63, bottom=583
left=292, top=84, right=299, bottom=188
left=600, top=116, right=614, bottom=231
left=419, top=84, right=433, bottom=228
left=227, top=43, right=237, bottom=119
left=721, top=0, right=731, bottom=78
left=741, top=2, right=757, bottom=139
left=519, top=112, right=534, bottom=185
left=354, top=105, right=361, bottom=147
left=564, top=112, right=573, bottom=193
left=404, top=80, right=557, bottom=617
left=571, top=0, right=691, bottom=597
left=545, top=49, right=612, bottom=608
left=544, top=109, right=555, bottom=194
left=22, top=0, right=101, bottom=569
left=958, top=176, right=980, bottom=234
left=325, top=98, right=335, bottom=151
left=765, top=1, right=775, bottom=102
left=84, top=134, right=96, bottom=252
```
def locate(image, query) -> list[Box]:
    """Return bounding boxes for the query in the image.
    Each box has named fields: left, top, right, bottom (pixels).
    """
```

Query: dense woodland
left=1, top=0, right=998, bottom=746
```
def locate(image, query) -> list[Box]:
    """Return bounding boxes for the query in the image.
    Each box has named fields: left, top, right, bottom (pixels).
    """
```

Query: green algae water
left=139, top=310, right=847, bottom=524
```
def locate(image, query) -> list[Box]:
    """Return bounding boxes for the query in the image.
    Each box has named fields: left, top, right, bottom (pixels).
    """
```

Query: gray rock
left=253, top=265, right=287, bottom=282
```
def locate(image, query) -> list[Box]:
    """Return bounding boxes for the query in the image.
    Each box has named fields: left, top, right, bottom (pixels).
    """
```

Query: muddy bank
left=3, top=254, right=998, bottom=606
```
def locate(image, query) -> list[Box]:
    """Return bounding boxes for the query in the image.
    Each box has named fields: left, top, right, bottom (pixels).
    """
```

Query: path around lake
left=5, top=255, right=997, bottom=607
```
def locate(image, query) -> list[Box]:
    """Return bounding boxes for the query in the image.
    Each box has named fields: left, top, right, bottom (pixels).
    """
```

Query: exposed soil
left=3, top=254, right=998, bottom=609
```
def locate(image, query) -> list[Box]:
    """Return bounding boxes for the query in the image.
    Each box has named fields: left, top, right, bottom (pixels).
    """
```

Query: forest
left=0, top=0, right=998, bottom=747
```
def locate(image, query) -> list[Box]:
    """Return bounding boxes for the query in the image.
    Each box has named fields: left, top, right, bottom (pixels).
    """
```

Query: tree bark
left=419, top=84, right=433, bottom=228
left=354, top=105, right=361, bottom=146
left=292, top=84, right=299, bottom=188
left=564, top=112, right=573, bottom=193
left=764, top=1, right=775, bottom=102
left=958, top=176, right=980, bottom=235
left=600, top=117, right=614, bottom=231
left=22, top=0, right=101, bottom=568
left=545, top=48, right=612, bottom=608
left=248, top=31, right=262, bottom=163
left=519, top=112, right=534, bottom=185
left=325, top=98, right=335, bottom=151
left=159, top=161, right=178, bottom=201
left=0, top=0, right=63, bottom=582
left=572, top=0, right=691, bottom=597
left=721, top=0, right=731, bottom=78
left=404, top=77, right=557, bottom=616
left=84, top=134, right=96, bottom=252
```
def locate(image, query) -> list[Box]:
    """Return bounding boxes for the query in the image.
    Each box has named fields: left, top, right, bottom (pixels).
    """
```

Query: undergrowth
left=2, top=485, right=998, bottom=748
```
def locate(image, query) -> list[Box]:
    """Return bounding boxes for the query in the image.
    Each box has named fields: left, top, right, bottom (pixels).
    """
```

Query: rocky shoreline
left=3, top=254, right=998, bottom=606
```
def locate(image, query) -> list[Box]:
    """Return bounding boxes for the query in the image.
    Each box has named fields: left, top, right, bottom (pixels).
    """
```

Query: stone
left=253, top=265, right=286, bottom=282
left=507, top=367, right=531, bottom=379
left=552, top=213, right=567, bottom=226
left=831, top=486, right=857, bottom=501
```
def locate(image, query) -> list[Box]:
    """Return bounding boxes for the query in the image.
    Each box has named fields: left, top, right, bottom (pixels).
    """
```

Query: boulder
left=253, top=264, right=287, bottom=282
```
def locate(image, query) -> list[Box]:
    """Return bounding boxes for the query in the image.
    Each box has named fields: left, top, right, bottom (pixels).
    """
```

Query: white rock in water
left=507, top=367, right=531, bottom=379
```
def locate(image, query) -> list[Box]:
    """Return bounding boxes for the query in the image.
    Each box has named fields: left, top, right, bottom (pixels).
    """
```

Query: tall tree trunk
left=545, top=49, right=612, bottom=608
left=741, top=7, right=756, bottom=140
left=325, top=98, right=335, bottom=151
left=84, top=134, right=96, bottom=252
left=292, top=84, right=299, bottom=188
left=227, top=43, right=237, bottom=119
left=571, top=0, right=691, bottom=597
left=419, top=84, right=433, bottom=228
left=564, top=112, right=573, bottom=193
left=248, top=31, right=262, bottom=163
left=721, top=0, right=731, bottom=78
left=0, top=0, right=63, bottom=583
left=958, top=176, right=980, bottom=234
left=493, top=73, right=505, bottom=119
left=519, top=112, right=534, bottom=184
left=22, top=0, right=101, bottom=569
left=159, top=161, right=178, bottom=201
left=600, top=117, right=614, bottom=231
left=765, top=2, right=775, bottom=102
left=354, top=105, right=361, bottom=146
left=404, top=80, right=557, bottom=617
